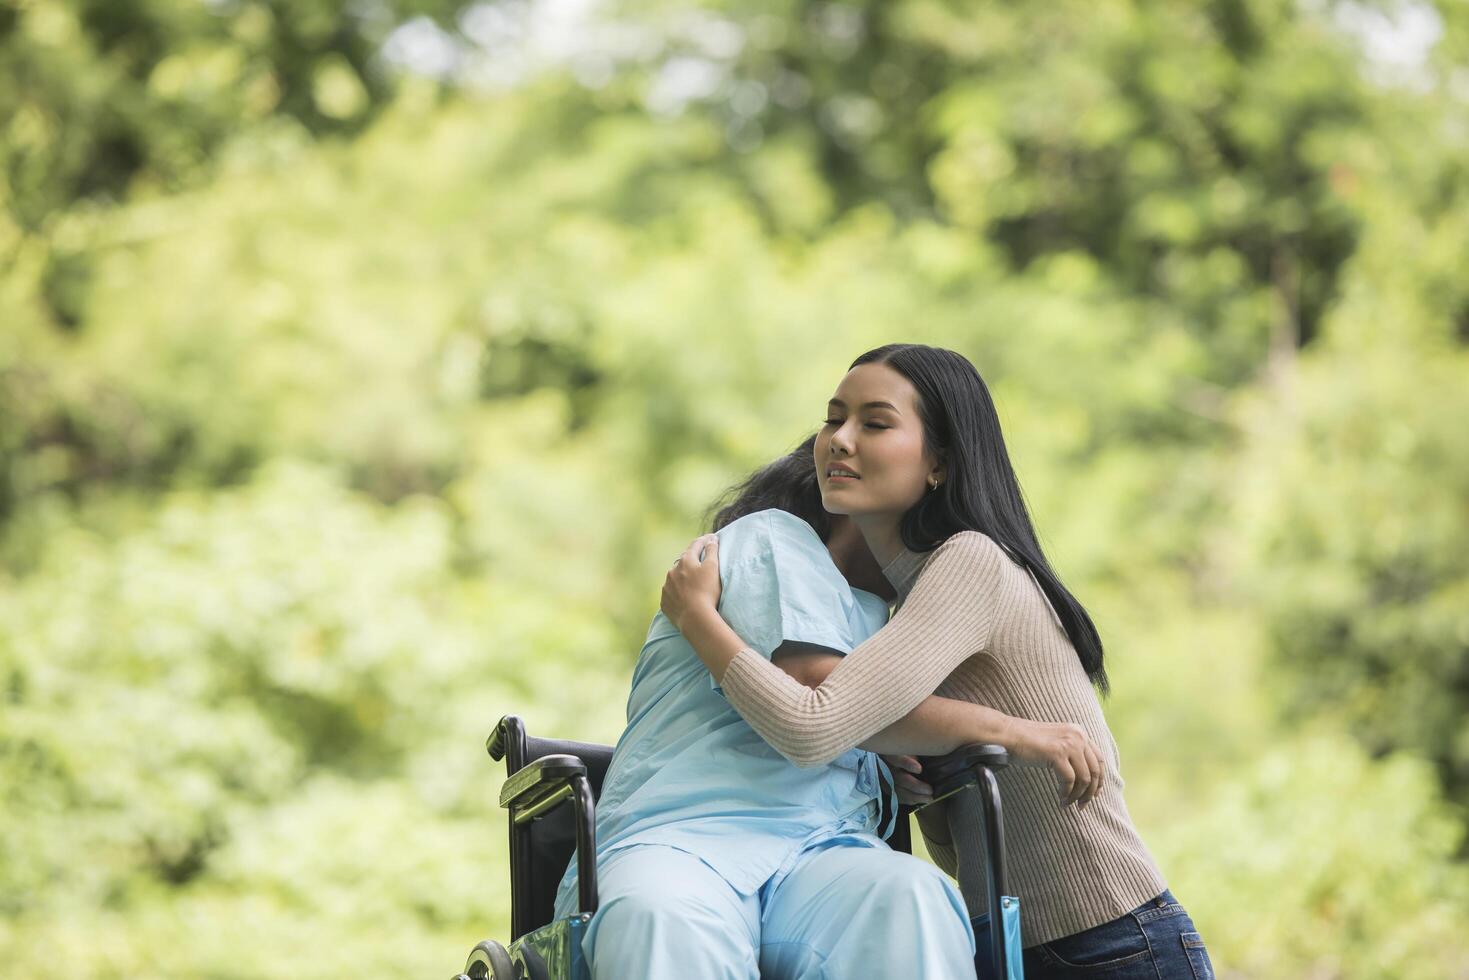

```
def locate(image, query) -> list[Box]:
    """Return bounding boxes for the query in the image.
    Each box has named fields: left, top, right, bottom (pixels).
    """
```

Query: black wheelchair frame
left=453, top=714, right=1017, bottom=980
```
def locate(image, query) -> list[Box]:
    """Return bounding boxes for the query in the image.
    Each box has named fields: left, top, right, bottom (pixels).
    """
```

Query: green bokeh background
left=3, top=1, right=1468, bottom=976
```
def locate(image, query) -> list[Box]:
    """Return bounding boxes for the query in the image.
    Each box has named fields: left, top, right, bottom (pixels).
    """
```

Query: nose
left=828, top=421, right=855, bottom=456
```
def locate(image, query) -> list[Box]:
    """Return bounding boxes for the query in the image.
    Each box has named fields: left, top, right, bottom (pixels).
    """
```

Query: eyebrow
left=828, top=398, right=901, bottom=413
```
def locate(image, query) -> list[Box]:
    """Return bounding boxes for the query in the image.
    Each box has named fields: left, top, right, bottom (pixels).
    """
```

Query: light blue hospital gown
left=552, top=509, right=974, bottom=979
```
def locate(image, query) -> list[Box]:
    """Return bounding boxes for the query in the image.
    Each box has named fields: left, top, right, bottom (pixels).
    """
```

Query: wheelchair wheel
left=464, top=940, right=515, bottom=980
left=520, top=946, right=550, bottom=980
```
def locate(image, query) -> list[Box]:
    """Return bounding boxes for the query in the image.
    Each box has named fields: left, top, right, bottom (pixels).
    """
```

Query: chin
left=819, top=492, right=855, bottom=515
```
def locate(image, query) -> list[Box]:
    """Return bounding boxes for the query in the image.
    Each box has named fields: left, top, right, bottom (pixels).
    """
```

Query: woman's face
left=815, top=363, right=942, bottom=521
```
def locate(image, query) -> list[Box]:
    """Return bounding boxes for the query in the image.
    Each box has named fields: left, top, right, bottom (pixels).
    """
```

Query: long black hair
left=705, top=433, right=831, bottom=540
left=852, top=343, right=1109, bottom=693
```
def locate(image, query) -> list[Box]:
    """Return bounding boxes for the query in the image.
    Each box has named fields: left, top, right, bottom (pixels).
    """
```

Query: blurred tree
left=0, top=0, right=491, bottom=345
left=667, top=0, right=1469, bottom=389
left=0, top=0, right=480, bottom=232
left=1234, top=333, right=1469, bottom=810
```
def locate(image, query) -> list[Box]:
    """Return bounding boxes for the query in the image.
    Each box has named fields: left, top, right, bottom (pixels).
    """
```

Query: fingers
left=1082, top=743, right=1104, bottom=807
left=1015, top=719, right=1107, bottom=809
left=1067, top=736, right=1103, bottom=808
left=1045, top=722, right=1098, bottom=808
left=894, top=771, right=934, bottom=804
left=1067, top=746, right=1091, bottom=806
left=881, top=755, right=929, bottom=804
left=663, top=535, right=719, bottom=630
left=669, top=535, right=715, bottom=576
left=1052, top=757, right=1076, bottom=804
left=688, top=533, right=716, bottom=561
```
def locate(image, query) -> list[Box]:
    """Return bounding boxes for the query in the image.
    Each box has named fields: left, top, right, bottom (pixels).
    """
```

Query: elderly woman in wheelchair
left=453, top=436, right=1099, bottom=980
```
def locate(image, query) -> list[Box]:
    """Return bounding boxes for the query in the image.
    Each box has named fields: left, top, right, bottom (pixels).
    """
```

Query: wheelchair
left=452, top=714, right=1022, bottom=980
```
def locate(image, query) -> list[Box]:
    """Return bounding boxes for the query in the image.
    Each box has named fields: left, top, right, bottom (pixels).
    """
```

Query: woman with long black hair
left=662, top=343, right=1216, bottom=979
left=555, top=430, right=1103, bottom=979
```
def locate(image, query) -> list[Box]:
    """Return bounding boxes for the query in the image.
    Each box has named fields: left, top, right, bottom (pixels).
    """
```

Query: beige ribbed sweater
left=719, top=530, right=1167, bottom=946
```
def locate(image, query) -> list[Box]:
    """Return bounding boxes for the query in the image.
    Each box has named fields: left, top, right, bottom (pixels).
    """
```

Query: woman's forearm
left=676, top=604, right=750, bottom=684
left=854, top=695, right=1015, bottom=757
left=679, top=602, right=1017, bottom=766
left=783, top=648, right=1015, bottom=757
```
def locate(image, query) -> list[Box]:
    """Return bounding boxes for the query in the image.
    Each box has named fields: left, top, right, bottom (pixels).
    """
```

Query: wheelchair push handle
left=486, top=717, right=513, bottom=762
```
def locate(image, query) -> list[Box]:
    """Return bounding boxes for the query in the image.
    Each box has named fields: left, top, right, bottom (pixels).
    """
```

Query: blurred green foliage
left=2, top=0, right=1468, bottom=976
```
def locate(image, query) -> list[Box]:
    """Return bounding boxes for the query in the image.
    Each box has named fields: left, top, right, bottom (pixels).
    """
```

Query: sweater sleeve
left=718, top=531, right=1013, bottom=768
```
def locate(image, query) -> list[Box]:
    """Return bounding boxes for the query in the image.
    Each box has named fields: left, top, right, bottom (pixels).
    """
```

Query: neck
left=825, top=517, right=896, bottom=601
left=850, top=512, right=906, bottom=570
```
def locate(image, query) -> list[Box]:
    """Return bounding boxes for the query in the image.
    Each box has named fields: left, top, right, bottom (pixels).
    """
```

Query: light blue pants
left=582, top=839, right=975, bottom=979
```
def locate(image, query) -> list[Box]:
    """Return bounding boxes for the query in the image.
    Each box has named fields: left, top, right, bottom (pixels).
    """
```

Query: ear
left=930, top=450, right=947, bottom=485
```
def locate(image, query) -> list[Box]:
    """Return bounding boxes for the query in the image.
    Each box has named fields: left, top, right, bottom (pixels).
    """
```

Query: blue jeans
left=974, top=889, right=1214, bottom=979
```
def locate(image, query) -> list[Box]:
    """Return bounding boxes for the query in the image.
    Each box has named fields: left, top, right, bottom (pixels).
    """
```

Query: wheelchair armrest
left=499, top=754, right=588, bottom=822
left=916, top=743, right=1008, bottom=800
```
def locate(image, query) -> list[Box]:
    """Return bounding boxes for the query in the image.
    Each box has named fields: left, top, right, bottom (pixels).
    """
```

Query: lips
left=825, top=463, right=859, bottom=480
